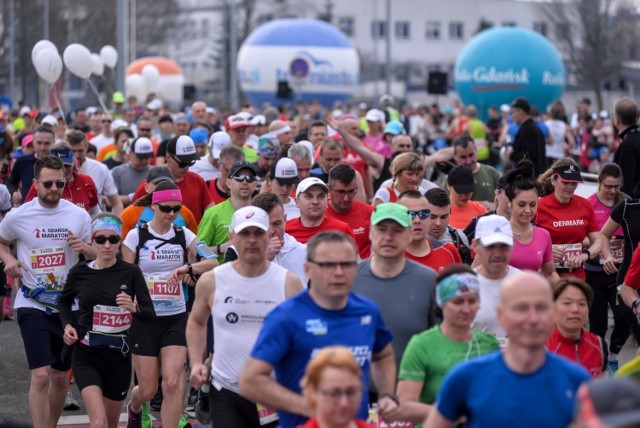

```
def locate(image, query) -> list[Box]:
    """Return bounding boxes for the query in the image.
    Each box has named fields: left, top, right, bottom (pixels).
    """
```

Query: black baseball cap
left=146, top=166, right=173, bottom=184
left=448, top=165, right=475, bottom=194
left=228, top=161, right=257, bottom=178
left=553, top=164, right=583, bottom=183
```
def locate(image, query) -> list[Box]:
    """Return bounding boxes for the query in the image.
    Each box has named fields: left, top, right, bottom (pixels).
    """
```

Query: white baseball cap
left=249, top=114, right=266, bottom=126
left=269, top=157, right=299, bottom=185
left=231, top=206, right=270, bottom=233
left=167, top=135, right=198, bottom=163
left=209, top=131, right=231, bottom=159
left=131, top=137, right=154, bottom=159
left=41, top=115, right=57, bottom=126
left=365, top=108, right=385, bottom=122
left=296, top=177, right=328, bottom=197
left=146, top=99, right=163, bottom=111
left=475, top=215, right=513, bottom=247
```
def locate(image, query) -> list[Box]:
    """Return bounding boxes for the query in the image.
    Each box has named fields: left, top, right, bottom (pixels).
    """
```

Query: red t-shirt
left=536, top=194, right=599, bottom=279
left=25, top=172, right=99, bottom=213
left=405, top=240, right=462, bottom=273
left=285, top=215, right=357, bottom=245
left=132, top=171, right=212, bottom=223
left=206, top=178, right=229, bottom=205
left=342, top=148, right=368, bottom=180
left=326, top=199, right=374, bottom=259
left=624, top=242, right=640, bottom=288
left=449, top=200, right=487, bottom=229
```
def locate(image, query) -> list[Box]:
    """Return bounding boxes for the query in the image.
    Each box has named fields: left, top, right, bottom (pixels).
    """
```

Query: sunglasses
left=102, top=119, right=112, bottom=124
left=93, top=235, right=121, bottom=245
left=138, top=128, right=151, bottom=132
left=156, top=204, right=182, bottom=213
left=171, top=155, right=195, bottom=168
left=231, top=175, right=257, bottom=183
left=40, top=180, right=66, bottom=189
left=408, top=209, right=431, bottom=220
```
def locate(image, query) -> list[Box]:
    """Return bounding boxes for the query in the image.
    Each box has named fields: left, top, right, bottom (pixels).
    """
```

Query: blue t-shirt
left=250, top=290, right=394, bottom=428
left=435, top=351, right=590, bottom=428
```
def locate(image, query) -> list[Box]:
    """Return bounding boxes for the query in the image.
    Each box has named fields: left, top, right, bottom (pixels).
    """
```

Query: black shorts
left=129, top=312, right=187, bottom=356
left=209, top=385, right=277, bottom=428
left=17, top=308, right=73, bottom=371
left=73, top=342, right=132, bottom=401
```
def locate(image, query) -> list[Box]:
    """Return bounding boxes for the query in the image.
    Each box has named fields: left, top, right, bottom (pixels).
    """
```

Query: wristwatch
left=582, top=248, right=592, bottom=259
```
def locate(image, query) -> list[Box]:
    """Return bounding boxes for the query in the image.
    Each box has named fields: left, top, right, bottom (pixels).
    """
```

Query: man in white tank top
left=186, top=206, right=304, bottom=427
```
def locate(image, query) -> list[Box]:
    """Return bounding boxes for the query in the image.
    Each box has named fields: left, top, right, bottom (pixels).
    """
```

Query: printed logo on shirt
left=552, top=219, right=585, bottom=227
left=305, top=319, right=328, bottom=335
left=120, top=284, right=127, bottom=290
left=149, top=248, right=183, bottom=262
left=33, top=227, right=68, bottom=240
left=226, top=312, right=239, bottom=323
left=224, top=296, right=233, bottom=303
left=353, top=227, right=365, bottom=235
left=361, top=315, right=372, bottom=325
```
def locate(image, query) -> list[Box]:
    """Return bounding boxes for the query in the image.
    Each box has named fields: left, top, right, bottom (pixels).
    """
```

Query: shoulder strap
left=134, top=223, right=189, bottom=265
left=134, top=223, right=152, bottom=265
left=447, top=225, right=460, bottom=246
left=173, top=226, right=188, bottom=263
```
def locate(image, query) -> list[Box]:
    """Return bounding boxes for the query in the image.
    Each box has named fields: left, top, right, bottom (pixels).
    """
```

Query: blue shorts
left=17, top=308, right=73, bottom=371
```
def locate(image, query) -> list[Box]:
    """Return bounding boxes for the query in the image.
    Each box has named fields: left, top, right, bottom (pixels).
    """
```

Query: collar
left=552, top=325, right=584, bottom=345
left=619, top=124, right=640, bottom=139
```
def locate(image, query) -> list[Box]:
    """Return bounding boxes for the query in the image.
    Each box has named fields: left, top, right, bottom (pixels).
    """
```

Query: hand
left=567, top=253, right=587, bottom=269
left=11, top=191, right=22, bottom=207
left=4, top=257, right=26, bottom=278
left=189, top=362, right=210, bottom=389
left=265, top=234, right=283, bottom=261
left=63, top=324, right=78, bottom=346
left=324, top=115, right=341, bottom=132
left=378, top=395, right=401, bottom=422
left=552, top=247, right=566, bottom=265
left=168, top=266, right=187, bottom=287
left=67, top=230, right=85, bottom=252
left=116, top=291, right=136, bottom=313
left=603, top=256, right=619, bottom=275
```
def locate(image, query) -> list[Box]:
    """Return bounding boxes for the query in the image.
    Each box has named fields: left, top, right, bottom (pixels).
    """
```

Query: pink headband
left=152, top=189, right=182, bottom=204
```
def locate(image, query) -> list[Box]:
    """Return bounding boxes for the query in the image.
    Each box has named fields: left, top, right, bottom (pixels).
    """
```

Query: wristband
left=632, top=298, right=640, bottom=313
left=187, top=262, right=193, bottom=276
left=216, top=244, right=222, bottom=254
left=582, top=248, right=591, bottom=259
left=379, top=393, right=400, bottom=406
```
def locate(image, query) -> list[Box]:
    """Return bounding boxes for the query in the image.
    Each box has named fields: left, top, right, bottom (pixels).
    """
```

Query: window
left=533, top=22, right=547, bottom=36
left=502, top=21, right=517, bottom=27
left=338, top=17, right=355, bottom=36
left=556, top=23, right=570, bottom=40
left=425, top=21, right=441, bottom=40
left=449, top=21, right=464, bottom=40
left=371, top=21, right=387, bottom=39
left=395, top=21, right=410, bottom=40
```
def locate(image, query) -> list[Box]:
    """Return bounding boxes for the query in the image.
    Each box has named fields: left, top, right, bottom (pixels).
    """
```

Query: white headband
left=270, top=125, right=291, bottom=136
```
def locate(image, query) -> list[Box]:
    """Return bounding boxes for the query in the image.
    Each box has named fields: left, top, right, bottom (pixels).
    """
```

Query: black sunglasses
left=231, top=175, right=257, bottom=183
left=408, top=209, right=431, bottom=220
left=40, top=180, right=66, bottom=189
left=102, top=119, right=112, bottom=124
left=93, top=235, right=121, bottom=245
left=157, top=204, right=182, bottom=213
left=171, top=155, right=195, bottom=168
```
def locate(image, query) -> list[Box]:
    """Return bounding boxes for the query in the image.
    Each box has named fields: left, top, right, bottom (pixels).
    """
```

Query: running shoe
left=127, top=401, right=143, bottom=428
left=195, top=389, right=210, bottom=424
left=186, top=387, right=198, bottom=411
left=63, top=389, right=79, bottom=410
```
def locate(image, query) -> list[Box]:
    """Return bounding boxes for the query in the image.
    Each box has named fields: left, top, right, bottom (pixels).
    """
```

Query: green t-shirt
left=243, top=146, right=258, bottom=163
left=197, top=199, right=236, bottom=263
left=471, top=164, right=501, bottom=203
left=399, top=325, right=499, bottom=405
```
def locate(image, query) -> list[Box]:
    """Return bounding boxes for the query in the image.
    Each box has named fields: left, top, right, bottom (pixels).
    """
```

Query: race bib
left=553, top=243, right=582, bottom=269
left=146, top=275, right=181, bottom=302
left=256, top=403, right=278, bottom=426
left=368, top=406, right=413, bottom=427
left=30, top=246, right=66, bottom=276
left=92, top=304, right=132, bottom=334
left=600, top=238, right=624, bottom=265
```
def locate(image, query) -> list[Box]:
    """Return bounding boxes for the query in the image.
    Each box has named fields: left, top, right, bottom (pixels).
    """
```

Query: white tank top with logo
left=211, top=262, right=287, bottom=393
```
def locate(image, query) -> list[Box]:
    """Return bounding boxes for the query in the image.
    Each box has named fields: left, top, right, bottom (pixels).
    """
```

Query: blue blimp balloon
left=454, top=27, right=565, bottom=118
left=237, top=19, right=359, bottom=106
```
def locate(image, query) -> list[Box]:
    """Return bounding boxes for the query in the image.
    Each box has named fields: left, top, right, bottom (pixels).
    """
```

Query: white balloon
left=34, top=49, right=63, bottom=84
left=32, top=40, right=58, bottom=65
left=100, top=45, right=118, bottom=68
left=91, top=53, right=104, bottom=76
left=125, top=73, right=146, bottom=99
left=141, top=64, right=160, bottom=92
left=63, top=44, right=92, bottom=79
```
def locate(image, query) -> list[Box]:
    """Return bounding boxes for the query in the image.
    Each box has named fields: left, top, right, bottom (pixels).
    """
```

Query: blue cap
left=189, top=128, right=209, bottom=145
left=384, top=120, right=405, bottom=136
left=51, top=149, right=74, bottom=166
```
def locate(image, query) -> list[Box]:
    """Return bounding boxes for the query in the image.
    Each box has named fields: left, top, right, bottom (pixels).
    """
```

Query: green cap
left=371, top=203, right=412, bottom=228
left=112, top=91, right=125, bottom=104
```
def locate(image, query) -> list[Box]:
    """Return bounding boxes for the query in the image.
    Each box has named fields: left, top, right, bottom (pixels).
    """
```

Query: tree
left=539, top=0, right=636, bottom=110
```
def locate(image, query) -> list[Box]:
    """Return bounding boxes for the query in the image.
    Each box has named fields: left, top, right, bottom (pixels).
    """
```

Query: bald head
left=614, top=98, right=639, bottom=128
left=497, top=272, right=555, bottom=349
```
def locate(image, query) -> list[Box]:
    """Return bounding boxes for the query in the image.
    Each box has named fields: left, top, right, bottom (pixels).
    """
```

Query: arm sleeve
left=181, top=207, right=198, bottom=234
left=609, top=199, right=625, bottom=224
left=250, top=309, right=292, bottom=365
left=122, top=228, right=140, bottom=253
left=373, top=308, right=394, bottom=354
left=623, top=243, right=640, bottom=288
left=0, top=184, right=11, bottom=212
left=197, top=210, right=216, bottom=245
left=398, top=335, right=428, bottom=381
left=434, top=364, right=469, bottom=422
left=540, top=228, right=553, bottom=264
left=131, top=265, right=155, bottom=321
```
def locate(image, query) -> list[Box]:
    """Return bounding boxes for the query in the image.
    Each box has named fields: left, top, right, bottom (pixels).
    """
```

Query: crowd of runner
left=2, top=92, right=640, bottom=428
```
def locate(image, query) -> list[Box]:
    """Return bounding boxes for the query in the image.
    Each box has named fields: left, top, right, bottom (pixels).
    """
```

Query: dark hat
left=228, top=160, right=257, bottom=178
left=511, top=97, right=531, bottom=115
left=51, top=149, right=74, bottom=166
left=448, top=165, right=475, bottom=194
left=131, top=137, right=154, bottom=159
left=166, top=135, right=199, bottom=163
left=574, top=377, right=640, bottom=427
left=146, top=166, right=173, bottom=184
left=553, top=164, right=583, bottom=183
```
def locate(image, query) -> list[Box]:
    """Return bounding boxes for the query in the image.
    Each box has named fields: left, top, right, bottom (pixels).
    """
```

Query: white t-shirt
left=545, top=119, right=567, bottom=160
left=190, top=156, right=220, bottom=181
left=80, top=158, right=119, bottom=196
left=283, top=198, right=300, bottom=220
left=275, top=233, right=307, bottom=286
left=0, top=199, right=91, bottom=311
left=123, top=223, right=197, bottom=316
left=473, top=266, right=521, bottom=341
left=89, top=134, right=114, bottom=151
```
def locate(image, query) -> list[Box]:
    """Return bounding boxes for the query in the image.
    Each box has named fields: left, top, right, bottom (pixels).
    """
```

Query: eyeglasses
left=330, top=188, right=358, bottom=197
left=156, top=204, right=182, bottom=213
left=171, top=155, right=195, bottom=168
left=602, top=184, right=621, bottom=191
left=93, top=235, right=121, bottom=245
left=408, top=209, right=431, bottom=220
left=308, top=259, right=358, bottom=271
left=231, top=175, right=257, bottom=183
left=317, top=387, right=361, bottom=401
left=39, top=180, right=66, bottom=189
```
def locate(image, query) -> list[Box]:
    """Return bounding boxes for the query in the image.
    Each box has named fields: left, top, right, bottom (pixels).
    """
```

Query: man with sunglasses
left=198, top=161, right=258, bottom=262
left=353, top=203, right=438, bottom=368
left=0, top=155, right=94, bottom=428
left=398, top=190, right=461, bottom=272
left=89, top=113, right=115, bottom=151
left=325, top=165, right=373, bottom=259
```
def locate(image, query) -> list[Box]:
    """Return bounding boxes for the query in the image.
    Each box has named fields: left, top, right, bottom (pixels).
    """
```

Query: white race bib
left=30, top=246, right=66, bottom=276
left=600, top=238, right=624, bottom=265
left=92, top=304, right=132, bottom=334
left=146, top=275, right=181, bottom=302
left=553, top=243, right=582, bottom=269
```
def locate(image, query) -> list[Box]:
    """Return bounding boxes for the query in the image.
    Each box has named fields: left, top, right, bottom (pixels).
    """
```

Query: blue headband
left=91, top=216, right=122, bottom=237
left=436, top=273, right=480, bottom=308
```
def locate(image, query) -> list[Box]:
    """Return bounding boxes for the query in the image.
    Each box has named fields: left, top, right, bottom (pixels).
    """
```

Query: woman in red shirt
left=547, top=278, right=607, bottom=377
left=536, top=158, right=602, bottom=280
